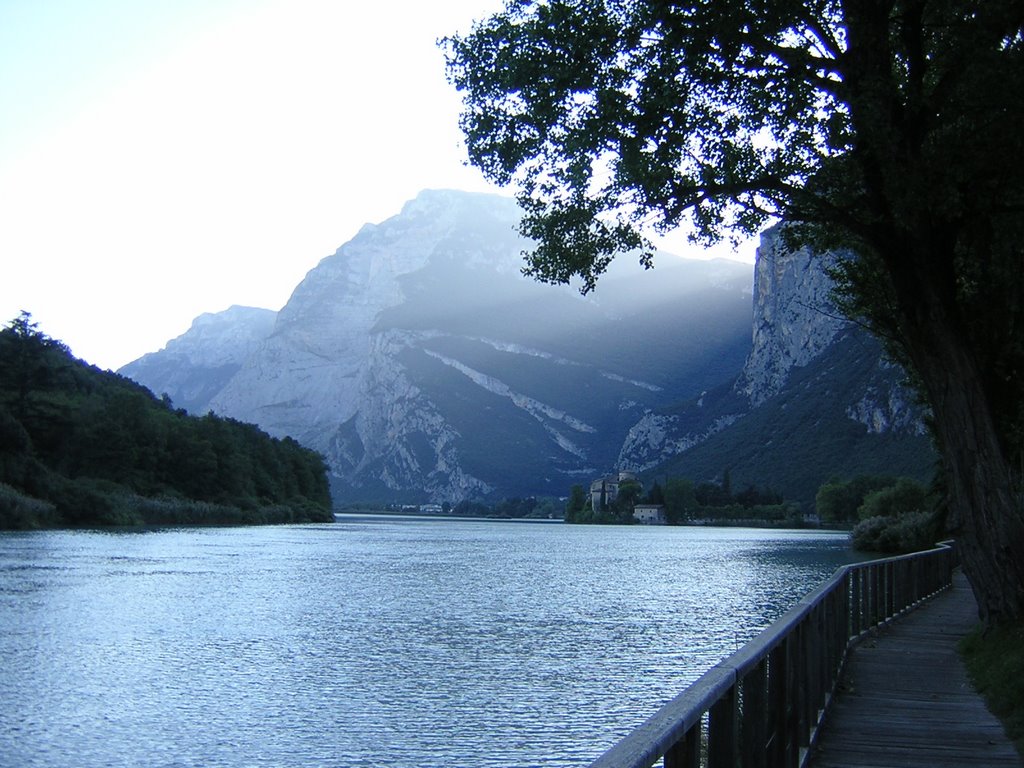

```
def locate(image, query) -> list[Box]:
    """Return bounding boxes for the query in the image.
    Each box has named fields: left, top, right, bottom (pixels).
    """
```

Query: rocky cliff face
left=123, top=193, right=931, bottom=509
left=120, top=305, right=276, bottom=413
left=615, top=226, right=851, bottom=474
left=615, top=225, right=933, bottom=509
left=206, top=191, right=526, bottom=446
left=122, top=189, right=753, bottom=502
left=735, top=226, right=847, bottom=406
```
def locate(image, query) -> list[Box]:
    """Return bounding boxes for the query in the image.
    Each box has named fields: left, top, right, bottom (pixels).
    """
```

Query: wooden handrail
left=587, top=541, right=957, bottom=768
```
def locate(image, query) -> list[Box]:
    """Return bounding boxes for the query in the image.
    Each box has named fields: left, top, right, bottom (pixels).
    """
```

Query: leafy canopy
left=445, top=0, right=1024, bottom=492
left=0, top=313, right=333, bottom=528
left=446, top=0, right=1024, bottom=625
left=444, top=0, right=1023, bottom=291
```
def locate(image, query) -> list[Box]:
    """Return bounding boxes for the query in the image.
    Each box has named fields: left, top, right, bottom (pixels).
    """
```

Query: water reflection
left=0, top=518, right=860, bottom=767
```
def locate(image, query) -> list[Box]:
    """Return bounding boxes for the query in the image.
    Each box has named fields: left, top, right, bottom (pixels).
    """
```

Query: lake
left=0, top=515, right=862, bottom=767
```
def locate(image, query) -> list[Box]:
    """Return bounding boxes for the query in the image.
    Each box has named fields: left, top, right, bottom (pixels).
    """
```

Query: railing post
left=786, top=631, right=802, bottom=767
left=807, top=603, right=825, bottom=722
left=881, top=561, right=890, bottom=620
left=826, top=590, right=837, bottom=696
left=906, top=557, right=916, bottom=607
left=895, top=558, right=906, bottom=612
left=850, top=569, right=862, bottom=638
left=708, top=684, right=737, bottom=768
left=740, top=663, right=767, bottom=768
left=870, top=563, right=881, bottom=626
left=887, top=560, right=896, bottom=618
left=909, top=556, right=916, bottom=605
left=798, top=619, right=814, bottom=749
left=664, top=722, right=701, bottom=768
left=766, top=641, right=789, bottom=768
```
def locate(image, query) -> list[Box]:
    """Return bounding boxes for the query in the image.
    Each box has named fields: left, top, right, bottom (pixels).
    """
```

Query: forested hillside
left=0, top=313, right=332, bottom=529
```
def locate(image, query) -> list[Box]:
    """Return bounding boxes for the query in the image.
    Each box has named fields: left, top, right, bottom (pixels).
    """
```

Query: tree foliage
left=817, top=474, right=940, bottom=550
left=858, top=477, right=930, bottom=521
left=816, top=474, right=900, bottom=524
left=445, top=496, right=561, bottom=519
left=663, top=477, right=698, bottom=524
left=0, top=314, right=332, bottom=529
left=564, top=484, right=588, bottom=522
left=851, top=509, right=940, bottom=553
left=446, top=0, right=1024, bottom=624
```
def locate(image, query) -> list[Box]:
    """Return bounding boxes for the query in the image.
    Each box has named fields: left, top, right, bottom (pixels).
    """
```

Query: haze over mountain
left=617, top=226, right=935, bottom=509
left=122, top=190, right=934, bottom=509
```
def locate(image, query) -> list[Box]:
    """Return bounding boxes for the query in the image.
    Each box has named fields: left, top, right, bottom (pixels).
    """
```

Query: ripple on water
left=0, top=520, right=860, bottom=767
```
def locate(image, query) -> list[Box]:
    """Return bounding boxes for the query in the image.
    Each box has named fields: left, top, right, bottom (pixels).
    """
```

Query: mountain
left=122, top=193, right=935, bottom=510
left=617, top=225, right=936, bottom=510
left=121, top=305, right=276, bottom=413
left=121, top=190, right=754, bottom=503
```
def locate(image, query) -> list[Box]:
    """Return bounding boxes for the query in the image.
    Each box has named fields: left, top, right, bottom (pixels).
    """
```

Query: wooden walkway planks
left=806, top=572, right=1021, bottom=767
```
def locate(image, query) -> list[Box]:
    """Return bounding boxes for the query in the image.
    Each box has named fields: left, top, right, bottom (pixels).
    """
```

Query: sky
left=1, top=0, right=755, bottom=371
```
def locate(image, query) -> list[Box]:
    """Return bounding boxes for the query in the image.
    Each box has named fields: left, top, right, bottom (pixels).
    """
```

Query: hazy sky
left=1, top=0, right=753, bottom=371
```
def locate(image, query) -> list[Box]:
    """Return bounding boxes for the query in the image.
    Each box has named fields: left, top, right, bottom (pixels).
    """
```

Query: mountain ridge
left=120, top=190, right=933, bottom=509
left=617, top=224, right=934, bottom=510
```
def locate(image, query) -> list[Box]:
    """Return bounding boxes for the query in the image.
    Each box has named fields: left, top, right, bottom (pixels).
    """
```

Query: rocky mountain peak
left=118, top=305, right=276, bottom=413
left=120, top=189, right=754, bottom=503
left=119, top=190, right=932, bottom=509
left=736, top=225, right=848, bottom=406
left=163, top=305, right=276, bottom=365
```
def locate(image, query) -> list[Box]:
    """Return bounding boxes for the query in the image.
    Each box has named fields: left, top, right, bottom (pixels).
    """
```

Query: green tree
left=445, top=1, right=1024, bottom=624
left=0, top=312, right=76, bottom=438
left=816, top=474, right=898, bottom=524
left=817, top=477, right=856, bottom=524
left=613, top=478, right=643, bottom=522
left=646, top=481, right=665, bottom=505
left=663, top=477, right=698, bottom=524
left=858, top=477, right=930, bottom=521
left=695, top=480, right=731, bottom=507
left=0, top=314, right=332, bottom=527
left=565, top=483, right=587, bottom=523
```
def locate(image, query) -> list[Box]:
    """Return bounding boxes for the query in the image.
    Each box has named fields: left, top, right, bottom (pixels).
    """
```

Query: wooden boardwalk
left=806, top=571, right=1021, bottom=767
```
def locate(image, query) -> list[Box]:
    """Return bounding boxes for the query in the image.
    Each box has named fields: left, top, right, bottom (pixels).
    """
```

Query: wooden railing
left=587, top=541, right=957, bottom=768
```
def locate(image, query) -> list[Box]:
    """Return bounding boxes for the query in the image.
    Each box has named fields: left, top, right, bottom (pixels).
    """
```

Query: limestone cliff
left=123, top=196, right=934, bottom=509
left=122, top=190, right=753, bottom=502
left=735, top=226, right=847, bottom=406
left=616, top=225, right=933, bottom=509
left=120, top=305, right=276, bottom=413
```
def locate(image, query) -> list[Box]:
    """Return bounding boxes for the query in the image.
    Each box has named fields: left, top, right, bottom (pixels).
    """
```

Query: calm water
left=0, top=516, right=861, bottom=768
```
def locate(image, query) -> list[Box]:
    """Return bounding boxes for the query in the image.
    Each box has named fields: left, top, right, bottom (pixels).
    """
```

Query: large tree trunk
left=906, top=310, right=1024, bottom=626
left=841, top=0, right=1024, bottom=623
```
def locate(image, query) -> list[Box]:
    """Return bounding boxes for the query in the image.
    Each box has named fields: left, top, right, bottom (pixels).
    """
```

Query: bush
left=133, top=496, right=234, bottom=526
left=851, top=510, right=940, bottom=553
left=858, top=477, right=929, bottom=521
left=816, top=474, right=904, bottom=524
left=287, top=498, right=334, bottom=523
left=0, top=482, right=59, bottom=529
left=49, top=477, right=144, bottom=527
left=131, top=495, right=333, bottom=526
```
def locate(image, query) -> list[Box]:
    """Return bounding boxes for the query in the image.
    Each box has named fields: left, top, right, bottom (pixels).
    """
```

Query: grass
left=959, top=619, right=1024, bottom=757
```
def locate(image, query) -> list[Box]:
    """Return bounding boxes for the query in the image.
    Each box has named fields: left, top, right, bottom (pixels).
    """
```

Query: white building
left=633, top=504, right=667, bottom=525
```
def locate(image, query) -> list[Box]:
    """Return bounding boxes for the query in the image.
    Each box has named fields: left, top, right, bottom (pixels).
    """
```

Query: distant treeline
left=452, top=497, right=562, bottom=518
left=566, top=471, right=802, bottom=526
left=342, top=497, right=563, bottom=519
left=0, top=312, right=333, bottom=529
